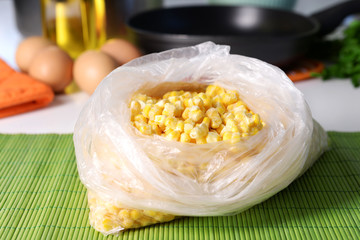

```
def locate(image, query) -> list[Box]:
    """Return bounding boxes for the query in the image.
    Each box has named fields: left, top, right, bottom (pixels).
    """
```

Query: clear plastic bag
left=73, top=42, right=328, bottom=234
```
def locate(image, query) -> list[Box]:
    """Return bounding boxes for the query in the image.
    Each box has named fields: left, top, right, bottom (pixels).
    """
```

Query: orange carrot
left=0, top=59, right=54, bottom=118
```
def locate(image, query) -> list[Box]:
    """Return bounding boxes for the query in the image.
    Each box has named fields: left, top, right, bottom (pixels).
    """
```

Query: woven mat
left=0, top=132, right=359, bottom=239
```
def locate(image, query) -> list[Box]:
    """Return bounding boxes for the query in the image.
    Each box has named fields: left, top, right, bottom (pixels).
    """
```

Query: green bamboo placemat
left=0, top=132, right=359, bottom=239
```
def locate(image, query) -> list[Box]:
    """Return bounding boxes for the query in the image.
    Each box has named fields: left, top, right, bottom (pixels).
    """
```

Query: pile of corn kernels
left=130, top=85, right=264, bottom=144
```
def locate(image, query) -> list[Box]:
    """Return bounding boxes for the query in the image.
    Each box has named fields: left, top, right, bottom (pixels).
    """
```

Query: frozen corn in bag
left=73, top=42, right=328, bottom=235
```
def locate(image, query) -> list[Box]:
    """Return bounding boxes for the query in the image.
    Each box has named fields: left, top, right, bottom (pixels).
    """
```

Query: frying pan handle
left=310, top=0, right=360, bottom=36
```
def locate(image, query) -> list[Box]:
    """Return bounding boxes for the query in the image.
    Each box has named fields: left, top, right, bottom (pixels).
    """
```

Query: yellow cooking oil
left=41, top=0, right=107, bottom=59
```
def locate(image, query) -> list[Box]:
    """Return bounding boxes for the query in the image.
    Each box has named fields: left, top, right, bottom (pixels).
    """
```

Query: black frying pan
left=127, top=0, right=360, bottom=66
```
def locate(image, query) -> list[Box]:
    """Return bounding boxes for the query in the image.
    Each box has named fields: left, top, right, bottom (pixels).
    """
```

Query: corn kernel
left=165, top=130, right=180, bottom=141
left=184, top=120, right=195, bottom=134
left=168, top=96, right=180, bottom=104
left=137, top=123, right=152, bottom=135
left=129, top=84, right=263, bottom=144
left=197, top=92, right=212, bottom=109
left=190, top=123, right=208, bottom=139
left=130, top=210, right=141, bottom=220
left=226, top=118, right=239, bottom=133
left=119, top=209, right=130, bottom=219
left=202, top=117, right=210, bottom=128
left=223, top=112, right=235, bottom=124
left=192, top=96, right=204, bottom=109
left=176, top=120, right=184, bottom=132
left=163, top=102, right=177, bottom=116
left=222, top=89, right=239, bottom=106
left=130, top=100, right=142, bottom=118
left=216, top=124, right=225, bottom=135
left=180, top=133, right=191, bottom=143
left=165, top=116, right=178, bottom=130
left=223, top=131, right=232, bottom=141
left=206, top=85, right=225, bottom=97
left=148, top=105, right=162, bottom=121
left=142, top=104, right=152, bottom=118
left=188, top=106, right=204, bottom=123
left=182, top=107, right=190, bottom=119
left=206, top=131, right=221, bottom=143
left=154, top=115, right=166, bottom=127
left=155, top=99, right=169, bottom=108
left=134, top=114, right=147, bottom=123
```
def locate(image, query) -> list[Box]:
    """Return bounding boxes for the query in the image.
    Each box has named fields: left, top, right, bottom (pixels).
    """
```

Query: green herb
left=314, top=20, right=360, bottom=87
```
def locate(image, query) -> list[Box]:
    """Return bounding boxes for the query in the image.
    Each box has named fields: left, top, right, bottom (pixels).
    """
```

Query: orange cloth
left=0, top=59, right=54, bottom=118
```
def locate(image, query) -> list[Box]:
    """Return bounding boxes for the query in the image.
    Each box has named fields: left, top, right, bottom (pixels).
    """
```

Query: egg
left=100, top=38, right=142, bottom=65
left=15, top=36, right=54, bottom=72
left=73, top=50, right=118, bottom=94
left=28, top=46, right=73, bottom=93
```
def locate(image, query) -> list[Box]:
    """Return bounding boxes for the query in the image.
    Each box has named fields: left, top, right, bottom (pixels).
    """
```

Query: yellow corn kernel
left=162, top=102, right=177, bottom=116
left=155, top=99, right=169, bottom=108
left=206, top=108, right=222, bottom=128
left=188, top=106, right=204, bottom=123
left=212, top=95, right=222, bottom=105
left=216, top=124, right=225, bottom=135
left=146, top=99, right=156, bottom=104
left=227, top=100, right=245, bottom=111
left=176, top=120, right=184, bottom=132
left=130, top=100, right=142, bottom=118
left=137, top=123, right=152, bottom=135
left=196, top=137, right=207, bottom=144
left=240, top=121, right=250, bottom=133
left=174, top=100, right=185, bottom=116
left=142, top=104, right=152, bottom=118
left=192, top=96, right=204, bottom=109
left=206, top=131, right=221, bottom=143
left=163, top=91, right=178, bottom=99
left=144, top=210, right=157, bottom=218
left=165, top=116, right=178, bottom=129
left=118, top=209, right=130, bottom=219
left=122, top=219, right=135, bottom=229
left=197, top=92, right=212, bottom=109
left=202, top=117, right=210, bottom=128
left=212, top=100, right=226, bottom=115
left=149, top=120, right=162, bottom=135
left=222, top=131, right=232, bottom=141
left=130, top=210, right=141, bottom=220
left=253, top=113, right=261, bottom=126
left=102, top=218, right=116, bottom=232
left=205, top=85, right=225, bottom=97
left=234, top=110, right=246, bottom=122
left=190, top=123, right=208, bottom=139
left=148, top=105, right=162, bottom=121
left=180, top=132, right=191, bottom=143
left=134, top=114, right=147, bottom=123
left=224, top=89, right=239, bottom=104
left=226, top=118, right=239, bottom=133
left=223, top=112, right=235, bottom=124
left=184, top=120, right=195, bottom=134
left=165, top=130, right=180, bottom=141
left=154, top=114, right=166, bottom=127
left=182, top=107, right=190, bottom=119
left=168, top=96, right=180, bottom=104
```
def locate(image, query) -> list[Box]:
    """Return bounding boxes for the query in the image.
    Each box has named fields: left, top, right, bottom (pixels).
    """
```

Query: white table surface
left=0, top=0, right=359, bottom=134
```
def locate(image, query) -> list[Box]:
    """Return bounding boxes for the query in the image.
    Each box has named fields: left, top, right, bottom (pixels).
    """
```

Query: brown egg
left=74, top=50, right=118, bottom=94
left=100, top=38, right=142, bottom=65
left=15, top=36, right=54, bottom=72
left=28, top=46, right=73, bottom=93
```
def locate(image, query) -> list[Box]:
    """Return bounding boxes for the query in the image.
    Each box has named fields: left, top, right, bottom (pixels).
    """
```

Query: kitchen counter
left=0, top=0, right=359, bottom=133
